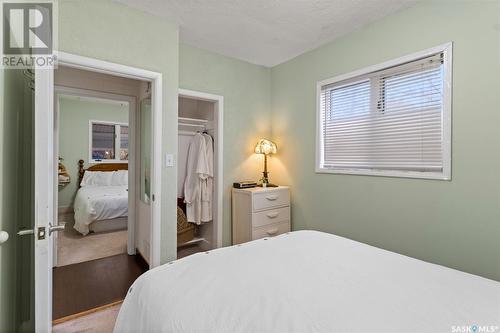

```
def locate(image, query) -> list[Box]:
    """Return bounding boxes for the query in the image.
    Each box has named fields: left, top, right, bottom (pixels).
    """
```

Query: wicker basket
left=177, top=206, right=195, bottom=245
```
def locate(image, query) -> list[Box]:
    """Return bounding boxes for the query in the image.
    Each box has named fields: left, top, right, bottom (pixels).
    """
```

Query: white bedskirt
left=74, top=185, right=128, bottom=235
left=115, top=230, right=500, bottom=333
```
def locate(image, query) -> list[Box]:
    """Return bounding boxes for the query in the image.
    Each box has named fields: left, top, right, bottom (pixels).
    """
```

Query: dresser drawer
left=232, top=186, right=290, bottom=245
left=253, top=189, right=289, bottom=211
left=252, top=207, right=290, bottom=228
left=252, top=221, right=290, bottom=240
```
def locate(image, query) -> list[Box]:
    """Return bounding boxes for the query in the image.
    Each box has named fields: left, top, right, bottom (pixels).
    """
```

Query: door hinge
left=152, top=194, right=155, bottom=202
left=37, top=227, right=46, bottom=240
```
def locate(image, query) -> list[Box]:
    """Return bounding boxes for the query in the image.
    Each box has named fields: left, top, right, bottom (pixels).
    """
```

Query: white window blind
left=90, top=121, right=129, bottom=163
left=317, top=46, right=451, bottom=179
left=91, top=123, right=116, bottom=160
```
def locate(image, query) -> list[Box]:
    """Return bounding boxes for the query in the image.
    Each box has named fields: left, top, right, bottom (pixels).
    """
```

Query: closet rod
left=178, top=116, right=209, bottom=124
left=179, top=130, right=197, bottom=136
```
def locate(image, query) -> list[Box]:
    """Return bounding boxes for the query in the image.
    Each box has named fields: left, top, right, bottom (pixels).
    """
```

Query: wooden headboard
left=78, top=159, right=128, bottom=187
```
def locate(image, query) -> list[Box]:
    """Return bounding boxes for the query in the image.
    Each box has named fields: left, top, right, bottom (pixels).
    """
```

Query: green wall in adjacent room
left=58, top=0, right=179, bottom=262
left=179, top=43, right=272, bottom=246
left=270, top=0, right=500, bottom=281
left=58, top=97, right=129, bottom=208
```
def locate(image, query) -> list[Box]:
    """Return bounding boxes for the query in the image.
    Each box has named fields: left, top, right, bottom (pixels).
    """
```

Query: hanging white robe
left=184, top=133, right=209, bottom=224
left=201, top=133, right=214, bottom=222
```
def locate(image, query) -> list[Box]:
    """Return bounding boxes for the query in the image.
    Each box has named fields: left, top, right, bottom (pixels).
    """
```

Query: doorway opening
left=49, top=61, right=160, bottom=328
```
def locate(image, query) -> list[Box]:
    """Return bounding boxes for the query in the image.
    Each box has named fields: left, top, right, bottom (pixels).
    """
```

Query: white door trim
left=178, top=88, right=224, bottom=248
left=53, top=86, right=138, bottom=262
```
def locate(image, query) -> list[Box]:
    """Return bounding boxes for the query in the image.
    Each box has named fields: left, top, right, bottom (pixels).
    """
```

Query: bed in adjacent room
left=115, top=230, right=500, bottom=333
left=73, top=160, right=129, bottom=235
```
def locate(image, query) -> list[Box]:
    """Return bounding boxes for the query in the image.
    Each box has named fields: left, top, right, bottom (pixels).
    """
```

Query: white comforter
left=73, top=185, right=128, bottom=235
left=114, top=231, right=500, bottom=333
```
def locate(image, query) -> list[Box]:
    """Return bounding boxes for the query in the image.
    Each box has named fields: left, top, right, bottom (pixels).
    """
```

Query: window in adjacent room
left=120, top=125, right=129, bottom=160
left=316, top=43, right=452, bottom=180
left=90, top=121, right=129, bottom=163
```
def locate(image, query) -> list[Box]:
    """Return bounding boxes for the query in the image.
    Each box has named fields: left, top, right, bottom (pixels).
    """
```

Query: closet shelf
left=179, top=117, right=210, bottom=132
left=179, top=117, right=209, bottom=125
left=178, top=117, right=215, bottom=134
left=179, top=123, right=205, bottom=129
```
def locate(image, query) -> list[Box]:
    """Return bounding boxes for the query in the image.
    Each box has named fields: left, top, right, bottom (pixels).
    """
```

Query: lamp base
left=258, top=183, right=278, bottom=188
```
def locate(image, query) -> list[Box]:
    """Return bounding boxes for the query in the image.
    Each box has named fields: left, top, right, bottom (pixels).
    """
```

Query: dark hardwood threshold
left=52, top=253, right=148, bottom=320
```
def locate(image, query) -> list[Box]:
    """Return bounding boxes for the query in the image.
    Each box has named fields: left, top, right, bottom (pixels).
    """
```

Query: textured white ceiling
left=115, top=0, right=418, bottom=67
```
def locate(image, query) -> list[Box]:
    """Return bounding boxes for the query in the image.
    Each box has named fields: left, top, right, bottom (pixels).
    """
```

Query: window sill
left=90, top=160, right=129, bottom=164
left=315, top=167, right=450, bottom=181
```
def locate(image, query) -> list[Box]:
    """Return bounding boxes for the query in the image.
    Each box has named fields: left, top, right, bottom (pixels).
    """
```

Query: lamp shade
left=254, top=139, right=277, bottom=155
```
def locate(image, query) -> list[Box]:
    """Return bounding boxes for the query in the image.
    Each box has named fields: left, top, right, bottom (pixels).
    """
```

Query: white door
left=31, top=67, right=57, bottom=332
left=15, top=67, right=56, bottom=333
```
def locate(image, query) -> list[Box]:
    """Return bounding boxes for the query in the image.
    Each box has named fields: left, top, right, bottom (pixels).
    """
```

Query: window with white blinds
left=316, top=44, right=451, bottom=179
left=89, top=121, right=129, bottom=163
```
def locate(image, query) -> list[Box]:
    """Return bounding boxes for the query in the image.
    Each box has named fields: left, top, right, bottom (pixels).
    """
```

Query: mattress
left=114, top=230, right=500, bottom=333
left=73, top=185, right=128, bottom=235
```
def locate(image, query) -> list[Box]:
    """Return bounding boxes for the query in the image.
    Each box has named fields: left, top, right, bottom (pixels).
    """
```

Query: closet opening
left=177, top=89, right=223, bottom=259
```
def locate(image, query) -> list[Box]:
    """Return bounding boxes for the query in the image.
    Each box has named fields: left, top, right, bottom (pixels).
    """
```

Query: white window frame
left=89, top=119, right=129, bottom=163
left=315, top=42, right=452, bottom=180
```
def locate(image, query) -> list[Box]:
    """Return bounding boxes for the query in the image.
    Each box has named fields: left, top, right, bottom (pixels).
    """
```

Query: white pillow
left=111, top=170, right=128, bottom=186
left=80, top=171, right=113, bottom=187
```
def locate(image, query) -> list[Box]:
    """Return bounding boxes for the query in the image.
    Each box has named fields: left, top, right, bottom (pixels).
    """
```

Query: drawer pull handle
left=265, top=195, right=278, bottom=201
left=266, top=228, right=279, bottom=235
left=266, top=212, right=279, bottom=218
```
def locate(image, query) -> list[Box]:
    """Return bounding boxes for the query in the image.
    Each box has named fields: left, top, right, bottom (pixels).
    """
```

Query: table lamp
left=254, top=139, right=278, bottom=187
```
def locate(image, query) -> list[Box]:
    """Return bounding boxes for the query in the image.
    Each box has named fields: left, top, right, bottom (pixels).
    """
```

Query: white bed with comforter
left=115, top=230, right=500, bottom=333
left=73, top=185, right=128, bottom=235
left=73, top=168, right=128, bottom=235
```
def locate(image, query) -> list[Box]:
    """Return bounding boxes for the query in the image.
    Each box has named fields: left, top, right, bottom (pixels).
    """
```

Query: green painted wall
left=59, top=0, right=179, bottom=262
left=270, top=0, right=500, bottom=281
left=0, top=69, right=22, bottom=333
left=58, top=97, right=129, bottom=208
left=179, top=43, right=272, bottom=246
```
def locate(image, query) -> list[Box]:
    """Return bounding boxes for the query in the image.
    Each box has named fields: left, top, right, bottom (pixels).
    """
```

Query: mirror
left=140, top=98, right=152, bottom=204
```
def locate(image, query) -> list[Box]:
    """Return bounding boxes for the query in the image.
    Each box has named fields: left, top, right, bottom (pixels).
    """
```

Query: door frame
left=178, top=88, right=223, bottom=248
left=36, top=51, right=163, bottom=332
left=53, top=87, right=138, bottom=267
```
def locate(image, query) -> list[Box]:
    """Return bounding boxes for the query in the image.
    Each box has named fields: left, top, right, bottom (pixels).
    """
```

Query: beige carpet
left=53, top=303, right=121, bottom=333
left=57, top=213, right=128, bottom=267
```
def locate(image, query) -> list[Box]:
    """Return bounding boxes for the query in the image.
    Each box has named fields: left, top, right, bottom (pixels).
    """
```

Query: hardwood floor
left=52, top=253, right=148, bottom=320
left=177, top=244, right=205, bottom=259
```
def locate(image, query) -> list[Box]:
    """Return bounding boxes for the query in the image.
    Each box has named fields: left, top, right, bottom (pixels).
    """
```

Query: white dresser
left=232, top=186, right=290, bottom=244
